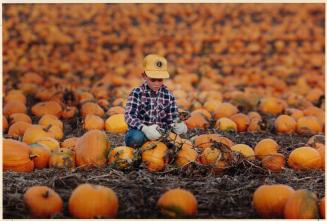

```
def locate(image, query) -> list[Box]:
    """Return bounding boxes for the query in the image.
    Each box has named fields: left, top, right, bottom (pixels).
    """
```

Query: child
left=124, top=54, right=188, bottom=148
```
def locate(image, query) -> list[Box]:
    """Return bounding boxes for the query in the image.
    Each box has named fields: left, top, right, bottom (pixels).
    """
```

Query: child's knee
left=125, top=130, right=146, bottom=148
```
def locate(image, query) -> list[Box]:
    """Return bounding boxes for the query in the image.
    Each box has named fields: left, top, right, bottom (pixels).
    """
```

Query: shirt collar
left=143, top=81, right=166, bottom=94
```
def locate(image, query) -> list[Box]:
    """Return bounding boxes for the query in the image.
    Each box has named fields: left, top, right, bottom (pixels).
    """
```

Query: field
left=3, top=3, right=325, bottom=219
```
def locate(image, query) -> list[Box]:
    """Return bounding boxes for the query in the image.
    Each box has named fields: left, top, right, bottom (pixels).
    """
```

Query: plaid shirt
left=125, top=82, right=179, bottom=130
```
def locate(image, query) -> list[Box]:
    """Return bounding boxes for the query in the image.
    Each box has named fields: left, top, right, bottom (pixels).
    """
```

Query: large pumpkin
left=68, top=183, right=118, bottom=218
left=3, top=139, right=34, bottom=172
left=252, top=184, right=295, bottom=218
left=157, top=188, right=198, bottom=218
left=23, top=186, right=63, bottom=218
left=288, top=146, right=321, bottom=170
left=193, top=134, right=234, bottom=150
left=284, top=189, right=319, bottom=219
left=141, top=141, right=168, bottom=172
left=75, top=129, right=110, bottom=168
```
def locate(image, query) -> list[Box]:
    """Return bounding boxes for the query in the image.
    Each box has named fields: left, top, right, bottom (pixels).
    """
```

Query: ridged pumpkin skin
left=23, top=186, right=63, bottom=218
left=108, top=146, right=134, bottom=169
left=3, top=139, right=34, bottom=172
left=22, top=124, right=55, bottom=144
left=157, top=188, right=198, bottom=218
left=176, top=147, right=198, bottom=167
left=30, top=143, right=51, bottom=169
left=254, top=138, right=279, bottom=160
left=284, top=189, right=319, bottom=219
left=193, top=134, right=234, bottom=150
left=68, top=183, right=118, bottom=218
left=105, top=114, right=128, bottom=133
left=141, top=141, right=168, bottom=172
left=261, top=153, right=286, bottom=172
left=288, top=146, right=321, bottom=170
left=252, top=184, right=295, bottom=218
left=75, top=129, right=110, bottom=168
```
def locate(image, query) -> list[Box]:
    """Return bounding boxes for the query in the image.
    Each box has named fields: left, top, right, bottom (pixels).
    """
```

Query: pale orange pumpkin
left=258, top=97, right=287, bottom=115
left=296, top=116, right=323, bottom=135
left=24, top=186, right=63, bottom=218
left=141, top=141, right=168, bottom=172
left=34, top=137, right=60, bottom=153
left=284, top=189, right=319, bottom=219
left=185, top=113, right=210, bottom=130
left=254, top=138, right=279, bottom=160
left=107, top=106, right=125, bottom=116
left=105, top=114, right=128, bottom=133
left=68, top=183, right=118, bottom=218
left=61, top=137, right=78, bottom=150
left=215, top=117, right=237, bottom=132
left=80, top=102, right=104, bottom=117
left=231, top=144, right=255, bottom=160
left=38, top=114, right=63, bottom=130
left=83, top=114, right=105, bottom=131
left=288, top=146, right=321, bottom=170
left=4, top=100, right=27, bottom=116
left=176, top=147, right=198, bottom=167
left=30, top=143, right=51, bottom=169
left=274, top=115, right=297, bottom=134
left=252, top=184, right=295, bottom=218
left=213, top=102, right=239, bottom=120
left=157, top=188, right=198, bottom=218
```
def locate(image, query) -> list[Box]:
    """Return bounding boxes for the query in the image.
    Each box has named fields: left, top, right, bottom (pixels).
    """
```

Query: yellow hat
left=143, top=54, right=170, bottom=79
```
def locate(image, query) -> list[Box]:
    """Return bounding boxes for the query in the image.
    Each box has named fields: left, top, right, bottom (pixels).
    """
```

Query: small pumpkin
left=254, top=138, right=279, bottom=160
left=252, top=184, right=295, bottom=218
left=108, top=146, right=134, bottom=169
left=61, top=137, right=78, bottom=150
left=176, top=147, right=198, bottom=167
left=229, top=113, right=250, bottom=132
left=215, top=117, right=237, bottom=132
left=274, top=115, right=297, bottom=134
left=258, top=97, right=286, bottom=115
left=24, top=186, right=63, bottom=218
left=288, top=146, right=321, bottom=170
left=261, top=153, right=286, bottom=172
left=49, top=150, right=75, bottom=169
left=83, top=114, right=105, bottom=131
left=8, top=121, right=32, bottom=137
left=38, top=114, right=63, bottom=130
left=231, top=144, right=255, bottom=160
left=4, top=100, right=27, bottom=116
left=296, top=116, right=323, bottom=135
left=107, top=106, right=125, bottom=116
left=30, top=143, right=51, bottom=169
left=141, top=141, right=168, bottom=172
left=68, top=183, right=118, bottom=218
left=185, top=113, right=210, bottom=129
left=31, top=101, right=62, bottom=118
left=157, top=188, right=197, bottom=218
left=105, top=114, right=128, bottom=134
left=80, top=102, right=104, bottom=117
left=213, top=102, right=239, bottom=120
left=284, top=189, right=319, bottom=219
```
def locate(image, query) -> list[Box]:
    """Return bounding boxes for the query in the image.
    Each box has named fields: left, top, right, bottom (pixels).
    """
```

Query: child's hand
left=141, top=124, right=162, bottom=140
left=172, top=122, right=188, bottom=135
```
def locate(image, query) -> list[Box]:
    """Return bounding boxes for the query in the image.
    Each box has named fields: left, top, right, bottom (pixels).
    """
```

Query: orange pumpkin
left=24, top=186, right=63, bottom=218
left=229, top=113, right=250, bottom=132
left=35, top=137, right=60, bottom=152
left=157, top=188, right=197, bottom=218
left=5, top=90, right=27, bottom=104
left=320, top=197, right=325, bottom=219
left=213, top=102, right=239, bottom=120
left=252, top=184, right=295, bottom=218
left=284, top=189, right=319, bottom=219
left=258, top=97, right=287, bottom=115
left=68, top=183, right=118, bottom=218
left=61, top=137, right=78, bottom=150
left=254, top=138, right=279, bottom=160
left=3, top=139, right=34, bottom=172
left=141, top=141, right=168, bottom=172
left=296, top=116, right=323, bottom=135
left=261, top=153, right=286, bottom=172
left=83, top=114, right=105, bottom=131
left=108, top=146, right=134, bottom=169
left=31, top=101, right=62, bottom=117
left=203, top=100, right=221, bottom=113
left=215, top=117, right=237, bottom=132
left=285, top=108, right=304, bottom=121
left=317, top=145, right=325, bottom=170
left=193, top=134, right=234, bottom=150
left=105, top=114, right=128, bottom=133
left=302, top=106, right=325, bottom=125
left=306, top=134, right=325, bottom=149
left=49, top=150, right=75, bottom=169
left=38, top=114, right=63, bottom=130
left=176, top=147, right=198, bottom=167
left=61, top=105, right=77, bottom=119
left=274, top=115, right=297, bottom=134
left=3, top=115, right=9, bottom=132
left=288, top=146, right=321, bottom=170
left=8, top=121, right=32, bottom=137
left=30, top=143, right=51, bottom=169
left=185, top=113, right=210, bottom=129
left=9, top=113, right=32, bottom=124
left=231, top=144, right=255, bottom=160
left=80, top=102, right=104, bottom=117
left=107, top=106, right=125, bottom=116
left=198, top=146, right=232, bottom=172
left=75, top=129, right=110, bottom=168
left=4, top=100, right=27, bottom=116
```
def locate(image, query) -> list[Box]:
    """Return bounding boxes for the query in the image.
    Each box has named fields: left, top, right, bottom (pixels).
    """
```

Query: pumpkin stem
left=42, top=190, right=50, bottom=198
left=44, top=124, right=52, bottom=132
left=30, top=154, right=37, bottom=159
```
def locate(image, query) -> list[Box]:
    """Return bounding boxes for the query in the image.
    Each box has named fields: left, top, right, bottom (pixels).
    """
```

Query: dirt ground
left=3, top=122, right=325, bottom=219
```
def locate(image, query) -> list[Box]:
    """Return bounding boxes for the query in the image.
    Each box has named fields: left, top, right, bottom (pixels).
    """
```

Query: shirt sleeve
left=166, top=95, right=179, bottom=125
left=124, top=89, right=143, bottom=130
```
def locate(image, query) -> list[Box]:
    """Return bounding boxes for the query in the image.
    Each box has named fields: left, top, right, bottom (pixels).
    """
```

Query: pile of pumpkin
left=23, top=184, right=197, bottom=218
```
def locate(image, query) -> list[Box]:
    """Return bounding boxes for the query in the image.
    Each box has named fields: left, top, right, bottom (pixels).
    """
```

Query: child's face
left=145, top=76, right=164, bottom=92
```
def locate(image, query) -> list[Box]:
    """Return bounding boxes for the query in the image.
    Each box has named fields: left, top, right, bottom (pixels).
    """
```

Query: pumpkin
left=252, top=184, right=295, bottom=218
left=258, top=97, right=287, bottom=115
left=285, top=108, right=304, bottom=121
left=83, top=114, right=105, bottom=131
left=317, top=145, right=325, bottom=170
left=31, top=101, right=62, bottom=117
left=254, top=138, right=279, bottom=160
left=306, top=134, right=325, bottom=149
left=61, top=137, right=78, bottom=150
left=296, top=116, right=323, bottom=135
left=215, top=117, right=237, bottom=132
left=22, top=125, right=55, bottom=144
left=75, top=129, right=110, bottom=168
left=30, top=143, right=51, bottom=169
left=97, top=98, right=110, bottom=110
left=3, top=100, right=27, bottom=116
left=35, top=137, right=60, bottom=152
left=3, top=115, right=8, bottom=132
left=45, top=125, right=64, bottom=140
left=8, top=121, right=32, bottom=137
left=68, top=183, right=118, bottom=218
left=191, top=109, right=211, bottom=119
left=193, top=134, right=234, bottom=150
left=5, top=90, right=27, bottom=104
left=203, top=100, right=221, bottom=113
left=38, top=114, right=63, bottom=130
left=302, top=106, right=325, bottom=125
left=176, top=147, right=198, bottom=167
left=274, top=115, right=297, bottom=134
left=231, top=144, right=255, bottom=160
left=23, top=186, right=63, bottom=218
left=320, top=197, right=325, bottom=219
left=108, top=146, right=134, bottom=169
left=107, top=106, right=125, bottom=116
left=288, top=146, right=321, bottom=170
left=61, top=105, right=77, bottom=119
left=105, top=114, right=128, bottom=134
left=9, top=113, right=32, bottom=124
left=229, top=113, right=250, bottom=132
left=198, top=146, right=232, bottom=172
left=49, top=150, right=75, bottom=169
left=157, top=188, right=197, bottom=218
left=141, top=141, right=168, bottom=172
left=80, top=102, right=104, bottom=117
left=185, top=113, right=210, bottom=129
left=213, top=102, right=239, bottom=120
left=261, top=153, right=286, bottom=172
left=284, top=189, right=319, bottom=219
left=3, top=139, right=34, bottom=172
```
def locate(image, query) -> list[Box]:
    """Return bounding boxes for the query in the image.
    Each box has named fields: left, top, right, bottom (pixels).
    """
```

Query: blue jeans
left=125, top=129, right=147, bottom=148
